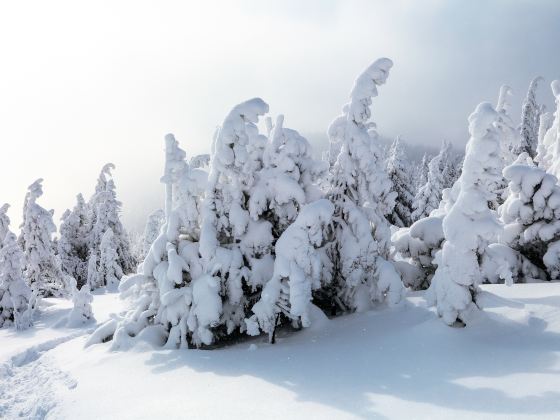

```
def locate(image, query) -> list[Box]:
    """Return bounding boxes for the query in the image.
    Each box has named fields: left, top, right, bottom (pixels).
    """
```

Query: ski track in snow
left=0, top=332, right=86, bottom=419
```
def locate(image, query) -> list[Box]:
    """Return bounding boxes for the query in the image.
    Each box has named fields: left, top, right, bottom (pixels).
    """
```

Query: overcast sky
left=1, top=0, right=559, bottom=231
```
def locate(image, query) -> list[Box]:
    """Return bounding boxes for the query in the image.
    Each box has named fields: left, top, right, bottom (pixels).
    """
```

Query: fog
left=1, top=0, right=559, bottom=231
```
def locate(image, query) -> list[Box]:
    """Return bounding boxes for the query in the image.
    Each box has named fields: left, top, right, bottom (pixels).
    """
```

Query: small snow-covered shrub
left=66, top=285, right=95, bottom=327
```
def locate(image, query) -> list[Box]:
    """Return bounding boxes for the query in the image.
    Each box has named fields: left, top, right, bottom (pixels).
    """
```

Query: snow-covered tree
left=411, top=140, right=454, bottom=221
left=66, top=285, right=95, bottom=327
left=58, top=194, right=90, bottom=287
left=249, top=114, right=327, bottom=237
left=515, top=76, right=543, bottom=158
left=500, top=154, right=560, bottom=279
left=427, top=103, right=503, bottom=325
left=495, top=85, right=518, bottom=167
left=97, top=228, right=124, bottom=290
left=386, top=136, right=415, bottom=227
left=142, top=209, right=165, bottom=257
left=0, top=231, right=34, bottom=330
left=246, top=199, right=334, bottom=340
left=541, top=81, right=560, bottom=179
left=199, top=98, right=271, bottom=339
left=325, top=58, right=402, bottom=313
left=87, top=164, right=133, bottom=288
left=415, top=153, right=430, bottom=193
left=105, top=134, right=210, bottom=349
left=19, top=179, right=67, bottom=297
left=0, top=204, right=10, bottom=245
left=535, top=111, right=553, bottom=168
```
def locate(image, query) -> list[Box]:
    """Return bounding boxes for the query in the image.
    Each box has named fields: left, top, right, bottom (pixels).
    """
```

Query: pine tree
left=19, top=179, right=67, bottom=297
left=142, top=209, right=165, bottom=256
left=415, top=153, right=430, bottom=193
left=387, top=136, right=415, bottom=227
left=0, top=204, right=10, bottom=245
left=516, top=76, right=543, bottom=158
left=58, top=194, right=90, bottom=287
left=246, top=199, right=334, bottom=339
left=98, top=228, right=124, bottom=291
left=427, top=103, right=503, bottom=325
left=411, top=140, right=454, bottom=221
left=326, top=58, right=402, bottom=313
left=535, top=111, right=553, bottom=168
left=66, top=285, right=95, bottom=327
left=87, top=164, right=133, bottom=289
left=496, top=85, right=518, bottom=167
left=0, top=231, right=34, bottom=330
left=541, top=81, right=560, bottom=179
left=199, top=98, right=271, bottom=340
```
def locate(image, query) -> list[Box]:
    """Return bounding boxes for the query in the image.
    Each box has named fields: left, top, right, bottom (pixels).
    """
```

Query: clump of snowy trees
left=0, top=162, right=132, bottom=331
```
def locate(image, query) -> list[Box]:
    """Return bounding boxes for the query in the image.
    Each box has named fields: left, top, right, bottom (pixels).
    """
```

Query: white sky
left=1, top=0, right=559, bottom=231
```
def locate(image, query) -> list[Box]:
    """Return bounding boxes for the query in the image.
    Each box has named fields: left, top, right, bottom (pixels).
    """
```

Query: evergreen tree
left=326, top=58, right=402, bottom=313
left=58, top=194, right=90, bottom=287
left=142, top=209, right=165, bottom=257
left=427, top=103, right=503, bottom=326
left=411, top=140, right=453, bottom=221
left=515, top=76, right=543, bottom=158
left=19, top=179, right=67, bottom=297
left=541, top=81, right=560, bottom=179
left=387, top=136, right=415, bottom=227
left=0, top=204, right=10, bottom=245
left=0, top=231, right=34, bottom=330
left=98, top=228, right=124, bottom=290
left=66, top=285, right=95, bottom=327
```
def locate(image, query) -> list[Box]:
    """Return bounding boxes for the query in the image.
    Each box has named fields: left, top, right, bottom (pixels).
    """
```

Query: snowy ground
left=1, top=284, right=560, bottom=420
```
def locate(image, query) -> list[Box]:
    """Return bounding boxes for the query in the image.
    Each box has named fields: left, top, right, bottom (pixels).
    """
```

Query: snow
left=1, top=284, right=560, bottom=419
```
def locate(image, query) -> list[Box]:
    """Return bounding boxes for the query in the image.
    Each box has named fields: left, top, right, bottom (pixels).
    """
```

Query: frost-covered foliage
left=66, top=285, right=95, bottom=327
left=109, top=134, right=212, bottom=349
left=246, top=200, right=333, bottom=339
left=411, top=140, right=455, bottom=221
left=386, top=136, right=415, bottom=227
left=249, top=115, right=326, bottom=236
left=536, top=112, right=553, bottom=168
left=199, top=98, right=271, bottom=339
left=98, top=228, right=124, bottom=291
left=0, top=232, right=34, bottom=330
left=427, top=103, right=503, bottom=325
left=500, top=154, right=560, bottom=279
left=415, top=153, right=430, bottom=193
left=19, top=179, right=67, bottom=297
left=515, top=77, right=543, bottom=158
left=87, top=164, right=133, bottom=288
left=326, top=58, right=402, bottom=312
left=0, top=204, right=10, bottom=245
left=58, top=194, right=90, bottom=288
left=142, top=209, right=165, bottom=257
left=495, top=85, right=518, bottom=168
left=540, top=81, right=560, bottom=179
left=392, top=216, right=444, bottom=290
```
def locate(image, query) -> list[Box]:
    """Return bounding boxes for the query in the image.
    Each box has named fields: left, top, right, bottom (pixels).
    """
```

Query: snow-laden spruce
left=386, top=136, right=415, bottom=227
left=516, top=76, right=543, bottom=158
left=415, top=153, right=430, bottom=194
left=19, top=179, right=68, bottom=297
left=246, top=199, right=334, bottom=340
left=98, top=228, right=124, bottom=291
left=87, top=164, right=133, bottom=289
left=0, top=204, right=10, bottom=245
left=536, top=111, right=554, bottom=167
left=0, top=231, right=35, bottom=330
left=104, top=134, right=210, bottom=349
left=427, top=103, right=503, bottom=325
left=326, top=58, right=402, bottom=312
left=540, top=81, right=560, bottom=179
left=500, top=153, right=560, bottom=280
left=495, top=85, right=518, bottom=169
left=411, top=140, right=456, bottom=222
left=66, top=285, right=95, bottom=327
left=58, top=194, right=90, bottom=288
left=142, top=209, right=165, bottom=257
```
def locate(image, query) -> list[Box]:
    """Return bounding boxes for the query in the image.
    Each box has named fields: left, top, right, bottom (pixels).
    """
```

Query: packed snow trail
left=0, top=292, right=123, bottom=419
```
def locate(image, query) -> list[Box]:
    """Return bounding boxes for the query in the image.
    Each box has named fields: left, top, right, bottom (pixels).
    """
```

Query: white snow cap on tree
left=541, top=81, right=560, bottom=179
left=142, top=209, right=165, bottom=257
left=495, top=85, right=518, bottom=168
left=98, top=228, right=124, bottom=291
left=536, top=112, right=554, bottom=168
left=0, top=204, right=10, bottom=245
left=326, top=58, right=402, bottom=312
left=246, top=199, right=334, bottom=338
left=66, top=285, right=95, bottom=327
left=19, top=179, right=67, bottom=297
left=411, top=140, right=455, bottom=221
left=516, top=76, right=543, bottom=158
left=387, top=136, right=415, bottom=227
left=427, top=102, right=503, bottom=325
left=0, top=231, right=34, bottom=330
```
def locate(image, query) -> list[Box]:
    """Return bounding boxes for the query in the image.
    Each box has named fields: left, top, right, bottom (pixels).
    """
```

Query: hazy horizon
left=1, top=0, right=559, bottom=231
